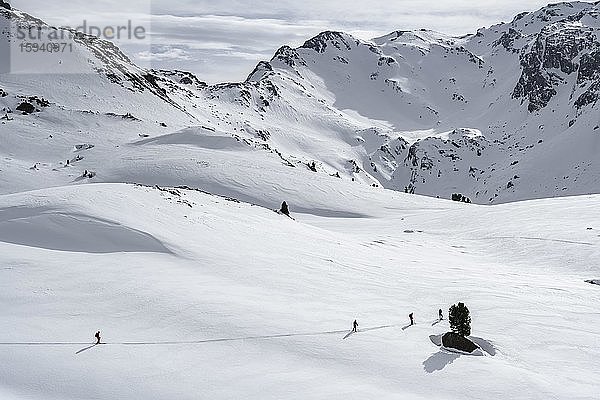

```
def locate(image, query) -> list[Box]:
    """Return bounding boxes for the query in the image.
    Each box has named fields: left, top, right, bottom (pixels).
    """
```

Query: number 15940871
left=19, top=42, right=73, bottom=53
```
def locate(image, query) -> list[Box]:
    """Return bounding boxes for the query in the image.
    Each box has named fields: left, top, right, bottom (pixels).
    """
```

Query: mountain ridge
left=1, top=2, right=599, bottom=204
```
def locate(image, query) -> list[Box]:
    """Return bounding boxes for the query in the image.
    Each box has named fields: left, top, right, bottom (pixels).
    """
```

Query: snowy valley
left=1, top=1, right=600, bottom=399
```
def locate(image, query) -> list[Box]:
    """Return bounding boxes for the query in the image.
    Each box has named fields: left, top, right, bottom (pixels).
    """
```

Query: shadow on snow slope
left=0, top=206, right=171, bottom=254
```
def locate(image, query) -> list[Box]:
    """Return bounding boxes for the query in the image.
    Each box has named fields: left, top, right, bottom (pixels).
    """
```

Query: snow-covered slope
left=2, top=2, right=600, bottom=203
left=240, top=1, right=600, bottom=203
left=1, top=183, right=599, bottom=399
left=1, top=3, right=600, bottom=399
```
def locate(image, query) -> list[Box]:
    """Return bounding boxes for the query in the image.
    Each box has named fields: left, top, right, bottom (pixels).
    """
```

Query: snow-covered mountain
left=2, top=3, right=600, bottom=399
left=230, top=0, right=600, bottom=204
left=1, top=2, right=600, bottom=203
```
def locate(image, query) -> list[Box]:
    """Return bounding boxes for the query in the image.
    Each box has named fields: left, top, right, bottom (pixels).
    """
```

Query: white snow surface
left=1, top=2, right=600, bottom=399
left=1, top=2, right=600, bottom=203
left=1, top=182, right=599, bottom=399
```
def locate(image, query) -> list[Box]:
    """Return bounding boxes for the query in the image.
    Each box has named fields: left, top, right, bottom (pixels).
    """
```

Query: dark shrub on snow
left=280, top=201, right=290, bottom=216
left=16, top=102, right=35, bottom=114
left=452, top=193, right=472, bottom=203
left=449, top=302, right=471, bottom=337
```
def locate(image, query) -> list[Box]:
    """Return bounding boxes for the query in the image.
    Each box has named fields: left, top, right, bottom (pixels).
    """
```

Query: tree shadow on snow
left=429, top=334, right=442, bottom=346
left=423, top=351, right=460, bottom=373
left=423, top=333, right=497, bottom=373
left=292, top=206, right=370, bottom=219
left=469, top=336, right=497, bottom=356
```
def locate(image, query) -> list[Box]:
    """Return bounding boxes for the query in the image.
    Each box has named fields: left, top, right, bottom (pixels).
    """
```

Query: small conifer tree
left=449, top=302, right=471, bottom=337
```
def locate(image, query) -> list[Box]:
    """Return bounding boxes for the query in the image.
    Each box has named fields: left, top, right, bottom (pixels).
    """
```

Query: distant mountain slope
left=1, top=2, right=599, bottom=203
left=239, top=1, right=600, bottom=203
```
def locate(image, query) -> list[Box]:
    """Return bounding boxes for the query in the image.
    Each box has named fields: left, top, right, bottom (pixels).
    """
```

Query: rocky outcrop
left=271, top=46, right=305, bottom=69
left=442, top=332, right=479, bottom=353
left=512, top=36, right=558, bottom=112
left=512, top=17, right=600, bottom=112
left=575, top=50, right=600, bottom=108
left=152, top=70, right=207, bottom=89
left=301, top=31, right=356, bottom=53
left=246, top=61, right=274, bottom=82
left=494, top=28, right=522, bottom=52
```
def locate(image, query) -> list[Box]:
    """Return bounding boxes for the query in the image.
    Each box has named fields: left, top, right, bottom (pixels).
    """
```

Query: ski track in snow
left=0, top=324, right=397, bottom=348
left=1, top=3, right=600, bottom=399
left=475, top=236, right=594, bottom=246
left=0, top=183, right=598, bottom=400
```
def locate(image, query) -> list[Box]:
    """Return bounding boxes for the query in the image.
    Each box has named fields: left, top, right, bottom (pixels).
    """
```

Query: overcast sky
left=11, top=0, right=591, bottom=83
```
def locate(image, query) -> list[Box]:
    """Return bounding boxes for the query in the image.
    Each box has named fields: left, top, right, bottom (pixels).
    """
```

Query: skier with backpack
left=409, top=313, right=414, bottom=326
left=94, top=331, right=101, bottom=344
left=280, top=201, right=290, bottom=216
left=352, top=319, right=358, bottom=333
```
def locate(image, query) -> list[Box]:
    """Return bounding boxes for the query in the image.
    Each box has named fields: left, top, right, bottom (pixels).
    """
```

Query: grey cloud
left=10, top=1, right=598, bottom=83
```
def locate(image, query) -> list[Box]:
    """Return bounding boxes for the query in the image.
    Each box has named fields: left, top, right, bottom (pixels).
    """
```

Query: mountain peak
left=300, top=31, right=359, bottom=53
left=2, top=3, right=600, bottom=205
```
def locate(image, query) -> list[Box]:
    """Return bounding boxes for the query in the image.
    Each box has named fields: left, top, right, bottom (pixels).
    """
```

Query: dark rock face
left=512, top=37, right=558, bottom=112
left=513, top=11, right=528, bottom=22
left=442, top=332, right=478, bottom=353
left=16, top=102, right=35, bottom=114
left=541, top=28, right=585, bottom=74
left=575, top=50, right=600, bottom=108
left=179, top=76, right=193, bottom=85
left=301, top=31, right=355, bottom=53
left=494, top=28, right=522, bottom=52
left=26, top=96, right=50, bottom=107
left=155, top=70, right=207, bottom=90
left=271, top=46, right=305, bottom=68
left=0, top=1, right=10, bottom=10
left=246, top=61, right=274, bottom=81
left=577, top=50, right=600, bottom=84
left=512, top=13, right=600, bottom=112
